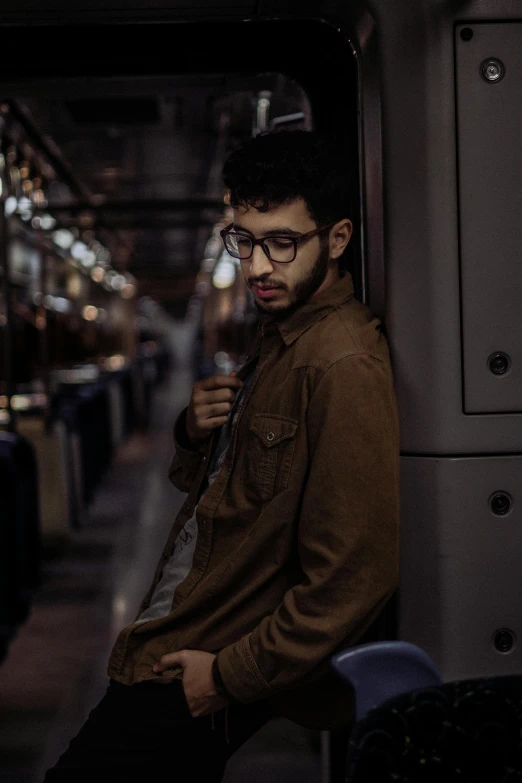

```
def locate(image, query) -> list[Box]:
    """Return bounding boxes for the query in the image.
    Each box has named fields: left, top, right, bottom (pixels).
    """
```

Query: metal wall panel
left=456, top=23, right=522, bottom=413
left=400, top=455, right=522, bottom=680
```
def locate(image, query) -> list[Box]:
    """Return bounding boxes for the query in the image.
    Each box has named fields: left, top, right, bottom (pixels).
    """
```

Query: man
left=44, top=131, right=399, bottom=781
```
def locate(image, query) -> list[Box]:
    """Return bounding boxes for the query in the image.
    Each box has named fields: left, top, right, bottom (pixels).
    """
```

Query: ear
left=329, top=219, right=352, bottom=260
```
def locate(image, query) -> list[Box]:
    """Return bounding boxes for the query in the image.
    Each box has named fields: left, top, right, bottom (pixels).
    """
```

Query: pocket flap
left=249, top=414, right=298, bottom=448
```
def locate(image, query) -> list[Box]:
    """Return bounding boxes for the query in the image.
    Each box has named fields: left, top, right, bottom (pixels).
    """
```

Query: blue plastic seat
left=330, top=640, right=441, bottom=721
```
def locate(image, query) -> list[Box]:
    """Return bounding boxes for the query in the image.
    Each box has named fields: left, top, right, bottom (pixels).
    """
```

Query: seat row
left=0, top=343, right=170, bottom=662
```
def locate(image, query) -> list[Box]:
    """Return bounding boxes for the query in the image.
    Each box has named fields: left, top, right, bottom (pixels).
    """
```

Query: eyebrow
left=232, top=223, right=302, bottom=237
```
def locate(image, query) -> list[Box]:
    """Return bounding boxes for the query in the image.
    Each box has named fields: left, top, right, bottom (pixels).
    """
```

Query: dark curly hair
left=222, top=130, right=352, bottom=227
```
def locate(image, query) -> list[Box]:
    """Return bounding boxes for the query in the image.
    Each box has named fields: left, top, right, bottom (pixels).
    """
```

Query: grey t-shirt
left=135, top=369, right=254, bottom=625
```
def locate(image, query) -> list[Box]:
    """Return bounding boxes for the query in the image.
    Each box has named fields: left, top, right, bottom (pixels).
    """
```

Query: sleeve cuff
left=172, top=409, right=211, bottom=471
left=216, top=634, right=274, bottom=704
left=212, top=656, right=237, bottom=702
left=174, top=409, right=203, bottom=453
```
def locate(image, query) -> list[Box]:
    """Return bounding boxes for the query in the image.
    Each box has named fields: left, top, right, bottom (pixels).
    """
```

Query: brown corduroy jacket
left=107, top=274, right=400, bottom=730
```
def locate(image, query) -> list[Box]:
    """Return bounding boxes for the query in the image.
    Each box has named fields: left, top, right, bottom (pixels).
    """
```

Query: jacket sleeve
left=216, top=353, right=400, bottom=703
left=167, top=407, right=208, bottom=493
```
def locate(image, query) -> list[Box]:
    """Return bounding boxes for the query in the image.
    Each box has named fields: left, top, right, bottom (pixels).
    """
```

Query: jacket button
left=142, top=600, right=150, bottom=609
left=184, top=504, right=193, bottom=514
left=266, top=431, right=275, bottom=442
left=162, top=550, right=169, bottom=560
left=202, top=456, right=207, bottom=463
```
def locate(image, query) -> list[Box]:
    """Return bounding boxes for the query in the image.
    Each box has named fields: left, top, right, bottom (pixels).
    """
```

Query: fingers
left=186, top=373, right=244, bottom=441
left=195, top=387, right=237, bottom=406
left=190, top=396, right=234, bottom=431
left=196, top=415, right=229, bottom=431
left=199, top=402, right=234, bottom=419
left=153, top=651, right=185, bottom=673
left=198, top=374, right=243, bottom=392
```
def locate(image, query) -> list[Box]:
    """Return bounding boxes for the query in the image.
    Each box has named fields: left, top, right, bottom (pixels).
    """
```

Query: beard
left=252, top=241, right=331, bottom=321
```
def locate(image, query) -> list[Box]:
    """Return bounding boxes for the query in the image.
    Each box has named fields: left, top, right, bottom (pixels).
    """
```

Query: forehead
left=232, top=197, right=315, bottom=233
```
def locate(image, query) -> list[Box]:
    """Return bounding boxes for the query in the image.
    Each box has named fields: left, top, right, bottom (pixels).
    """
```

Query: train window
left=0, top=19, right=361, bottom=385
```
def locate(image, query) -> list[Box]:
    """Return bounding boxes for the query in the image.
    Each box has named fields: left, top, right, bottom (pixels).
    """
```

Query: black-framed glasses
left=220, top=221, right=337, bottom=264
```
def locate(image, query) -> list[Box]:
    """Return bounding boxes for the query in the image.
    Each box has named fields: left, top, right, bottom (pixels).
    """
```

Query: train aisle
left=0, top=321, right=322, bottom=783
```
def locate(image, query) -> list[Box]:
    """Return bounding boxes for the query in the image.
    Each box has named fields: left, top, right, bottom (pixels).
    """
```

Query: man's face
left=232, top=198, right=351, bottom=318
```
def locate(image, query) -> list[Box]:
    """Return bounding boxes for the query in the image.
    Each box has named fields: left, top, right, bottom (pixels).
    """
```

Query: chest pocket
left=242, top=414, right=298, bottom=503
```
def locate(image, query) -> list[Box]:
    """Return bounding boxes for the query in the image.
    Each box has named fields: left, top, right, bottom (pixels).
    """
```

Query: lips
left=252, top=284, right=283, bottom=299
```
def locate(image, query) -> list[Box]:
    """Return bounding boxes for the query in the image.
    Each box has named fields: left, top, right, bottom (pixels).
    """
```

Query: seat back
left=17, top=415, right=72, bottom=540
left=331, top=641, right=441, bottom=721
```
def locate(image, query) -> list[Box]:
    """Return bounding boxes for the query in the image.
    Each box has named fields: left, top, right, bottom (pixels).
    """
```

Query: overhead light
left=53, top=228, right=75, bottom=249
left=71, top=240, right=88, bottom=261
left=4, top=196, right=17, bottom=216
left=41, top=295, right=70, bottom=313
left=40, top=214, right=56, bottom=231
left=11, top=395, right=31, bottom=410
left=53, top=296, right=71, bottom=313
left=110, top=273, right=126, bottom=291
left=18, top=196, right=32, bottom=212
left=91, top=266, right=105, bottom=283
left=82, top=305, right=99, bottom=321
left=105, top=354, right=126, bottom=371
left=120, top=282, right=136, bottom=299
left=81, top=250, right=97, bottom=268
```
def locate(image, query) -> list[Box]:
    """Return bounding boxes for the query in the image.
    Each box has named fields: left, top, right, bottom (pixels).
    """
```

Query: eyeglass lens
left=224, top=233, right=296, bottom=263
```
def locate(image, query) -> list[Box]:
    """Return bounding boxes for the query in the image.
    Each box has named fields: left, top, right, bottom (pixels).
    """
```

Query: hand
left=153, top=649, right=230, bottom=717
left=185, top=371, right=243, bottom=443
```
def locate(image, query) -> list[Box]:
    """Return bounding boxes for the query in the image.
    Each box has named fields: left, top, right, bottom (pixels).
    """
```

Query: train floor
left=0, top=327, right=323, bottom=783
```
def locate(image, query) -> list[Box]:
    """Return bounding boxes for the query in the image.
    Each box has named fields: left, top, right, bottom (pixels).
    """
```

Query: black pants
left=43, top=679, right=274, bottom=782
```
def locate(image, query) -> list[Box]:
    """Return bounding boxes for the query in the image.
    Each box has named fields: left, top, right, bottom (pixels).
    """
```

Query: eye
left=268, top=238, right=294, bottom=249
left=235, top=235, right=251, bottom=247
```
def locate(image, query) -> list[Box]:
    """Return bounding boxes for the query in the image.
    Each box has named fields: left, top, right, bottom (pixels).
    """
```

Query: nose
left=248, top=243, right=274, bottom=278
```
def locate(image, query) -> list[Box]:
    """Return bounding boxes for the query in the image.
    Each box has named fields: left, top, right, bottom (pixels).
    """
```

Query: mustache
left=248, top=277, right=287, bottom=290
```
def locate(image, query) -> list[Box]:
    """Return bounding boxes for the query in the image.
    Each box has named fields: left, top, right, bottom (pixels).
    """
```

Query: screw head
left=489, top=491, right=512, bottom=517
left=481, top=59, right=505, bottom=83
left=493, top=628, right=516, bottom=653
left=488, top=352, right=510, bottom=375
left=460, top=27, right=474, bottom=41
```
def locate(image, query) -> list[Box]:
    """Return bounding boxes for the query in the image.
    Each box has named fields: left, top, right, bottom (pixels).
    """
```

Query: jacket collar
left=271, top=273, right=355, bottom=347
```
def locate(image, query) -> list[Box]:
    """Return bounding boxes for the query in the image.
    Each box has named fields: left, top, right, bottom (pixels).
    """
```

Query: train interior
left=0, top=20, right=361, bottom=783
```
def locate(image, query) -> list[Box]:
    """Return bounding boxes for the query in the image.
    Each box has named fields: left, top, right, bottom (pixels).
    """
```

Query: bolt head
left=481, top=59, right=505, bottom=83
